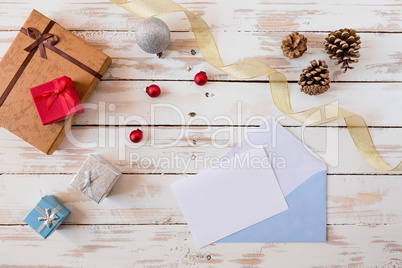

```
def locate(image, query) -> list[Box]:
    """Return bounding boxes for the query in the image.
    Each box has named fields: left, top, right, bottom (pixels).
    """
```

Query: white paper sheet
left=171, top=147, right=289, bottom=248
left=222, top=117, right=327, bottom=196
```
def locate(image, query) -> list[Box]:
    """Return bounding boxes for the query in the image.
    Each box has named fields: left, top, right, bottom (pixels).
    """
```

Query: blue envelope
left=217, top=118, right=327, bottom=243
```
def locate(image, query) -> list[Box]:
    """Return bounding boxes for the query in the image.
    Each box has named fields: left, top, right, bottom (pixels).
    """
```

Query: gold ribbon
left=111, top=0, right=401, bottom=171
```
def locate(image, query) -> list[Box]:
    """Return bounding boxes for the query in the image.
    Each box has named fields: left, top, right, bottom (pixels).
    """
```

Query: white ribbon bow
left=35, top=205, right=62, bottom=234
left=78, top=166, right=101, bottom=198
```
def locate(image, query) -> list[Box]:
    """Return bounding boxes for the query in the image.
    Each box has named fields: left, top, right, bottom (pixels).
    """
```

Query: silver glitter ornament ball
left=135, top=17, right=171, bottom=55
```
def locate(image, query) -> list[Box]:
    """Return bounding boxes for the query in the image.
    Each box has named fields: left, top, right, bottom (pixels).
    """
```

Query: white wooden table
left=0, top=0, right=401, bottom=267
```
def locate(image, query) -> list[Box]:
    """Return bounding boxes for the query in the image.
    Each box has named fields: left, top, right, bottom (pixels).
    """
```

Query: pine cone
left=281, top=32, right=307, bottom=59
left=324, top=28, right=361, bottom=72
left=298, top=60, right=330, bottom=95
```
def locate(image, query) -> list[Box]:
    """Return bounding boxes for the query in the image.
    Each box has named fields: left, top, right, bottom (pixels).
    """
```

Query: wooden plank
left=1, top=31, right=401, bottom=81
left=0, top=126, right=401, bottom=174
left=0, top=1, right=400, bottom=267
left=0, top=0, right=401, bottom=32
left=74, top=81, right=402, bottom=127
left=0, top=224, right=400, bottom=267
left=0, top=174, right=401, bottom=225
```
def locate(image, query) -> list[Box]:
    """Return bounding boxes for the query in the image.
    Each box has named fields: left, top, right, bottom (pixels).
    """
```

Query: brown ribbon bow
left=0, top=21, right=103, bottom=108
left=23, top=27, right=58, bottom=59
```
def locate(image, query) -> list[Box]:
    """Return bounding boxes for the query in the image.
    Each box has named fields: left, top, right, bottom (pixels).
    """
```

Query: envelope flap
left=224, top=118, right=326, bottom=196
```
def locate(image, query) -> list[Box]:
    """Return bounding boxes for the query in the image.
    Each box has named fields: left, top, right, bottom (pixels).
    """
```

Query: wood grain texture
left=0, top=0, right=401, bottom=32
left=0, top=174, right=401, bottom=225
left=0, top=225, right=401, bottom=267
left=76, top=81, right=402, bottom=127
left=0, top=0, right=401, bottom=266
left=1, top=31, right=400, bottom=82
left=0, top=126, right=401, bottom=174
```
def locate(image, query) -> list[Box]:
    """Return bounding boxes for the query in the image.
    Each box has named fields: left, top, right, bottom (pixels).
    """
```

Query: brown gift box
left=0, top=10, right=111, bottom=154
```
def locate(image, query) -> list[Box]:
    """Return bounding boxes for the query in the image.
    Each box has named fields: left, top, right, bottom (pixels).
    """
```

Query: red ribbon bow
left=24, top=27, right=58, bottom=59
left=33, top=77, right=76, bottom=113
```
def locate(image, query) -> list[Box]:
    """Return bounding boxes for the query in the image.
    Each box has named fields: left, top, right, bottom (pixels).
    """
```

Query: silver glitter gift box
left=70, top=155, right=122, bottom=203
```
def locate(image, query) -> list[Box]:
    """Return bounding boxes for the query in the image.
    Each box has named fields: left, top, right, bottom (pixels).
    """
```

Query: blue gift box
left=23, top=195, right=71, bottom=239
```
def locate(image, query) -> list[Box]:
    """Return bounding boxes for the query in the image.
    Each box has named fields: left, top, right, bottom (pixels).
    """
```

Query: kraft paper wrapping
left=0, top=10, right=111, bottom=154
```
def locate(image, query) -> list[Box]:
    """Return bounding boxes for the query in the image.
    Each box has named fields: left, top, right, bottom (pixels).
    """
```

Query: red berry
left=145, top=84, right=161, bottom=98
left=129, top=129, right=143, bottom=143
left=194, top=71, right=207, bottom=86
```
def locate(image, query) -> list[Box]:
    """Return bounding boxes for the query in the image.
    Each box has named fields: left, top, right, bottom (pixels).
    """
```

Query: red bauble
left=130, top=129, right=143, bottom=143
left=145, top=84, right=161, bottom=98
left=194, top=71, right=207, bottom=86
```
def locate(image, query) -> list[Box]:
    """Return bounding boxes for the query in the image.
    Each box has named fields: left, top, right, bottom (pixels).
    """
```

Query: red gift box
left=30, top=76, right=84, bottom=125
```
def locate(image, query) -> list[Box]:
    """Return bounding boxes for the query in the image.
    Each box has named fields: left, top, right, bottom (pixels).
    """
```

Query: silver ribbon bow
left=78, top=166, right=101, bottom=198
left=35, top=205, right=62, bottom=234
